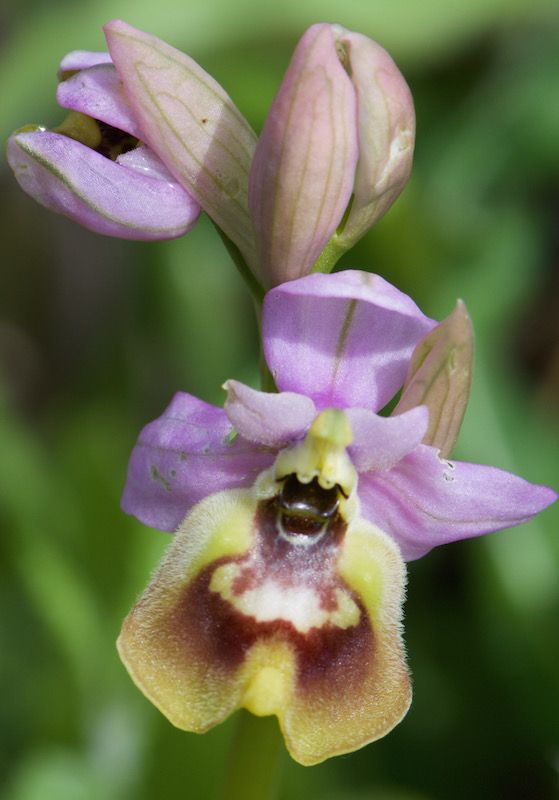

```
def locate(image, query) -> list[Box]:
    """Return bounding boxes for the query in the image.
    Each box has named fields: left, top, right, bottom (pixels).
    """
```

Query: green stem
left=212, top=221, right=274, bottom=386
left=311, top=235, right=345, bottom=274
left=213, top=222, right=265, bottom=305
left=220, top=711, right=283, bottom=800
left=312, top=239, right=344, bottom=273
left=311, top=194, right=355, bottom=274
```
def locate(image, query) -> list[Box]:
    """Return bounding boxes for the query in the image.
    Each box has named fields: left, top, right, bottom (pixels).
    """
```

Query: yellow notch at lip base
left=243, top=667, right=286, bottom=717
left=241, top=641, right=294, bottom=717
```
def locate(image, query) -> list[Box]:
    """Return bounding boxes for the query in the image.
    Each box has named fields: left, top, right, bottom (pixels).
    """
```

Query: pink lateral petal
left=57, top=63, right=143, bottom=138
left=347, top=405, right=429, bottom=472
left=358, top=444, right=558, bottom=560
left=121, top=392, right=276, bottom=530
left=224, top=380, right=316, bottom=447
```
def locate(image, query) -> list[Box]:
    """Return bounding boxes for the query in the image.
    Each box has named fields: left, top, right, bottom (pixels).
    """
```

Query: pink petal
left=224, top=381, right=316, bottom=447
left=358, top=444, right=558, bottom=560
left=263, top=270, right=435, bottom=412
left=347, top=406, right=429, bottom=472
left=57, top=64, right=143, bottom=138
left=121, top=392, right=276, bottom=530
left=58, top=50, right=112, bottom=79
left=7, top=131, right=199, bottom=241
left=116, top=145, right=181, bottom=182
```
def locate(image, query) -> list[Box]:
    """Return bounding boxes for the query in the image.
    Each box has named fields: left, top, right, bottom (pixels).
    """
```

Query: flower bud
left=393, top=300, right=474, bottom=458
left=248, top=24, right=359, bottom=286
left=248, top=24, right=415, bottom=286
left=332, top=26, right=415, bottom=251
left=6, top=52, right=200, bottom=241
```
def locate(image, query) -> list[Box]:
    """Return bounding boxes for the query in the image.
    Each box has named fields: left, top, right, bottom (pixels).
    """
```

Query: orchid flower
left=8, top=22, right=414, bottom=287
left=6, top=51, right=201, bottom=241
left=118, top=271, right=556, bottom=765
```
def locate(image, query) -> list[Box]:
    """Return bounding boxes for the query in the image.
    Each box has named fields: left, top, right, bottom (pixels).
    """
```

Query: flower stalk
left=222, top=712, right=282, bottom=800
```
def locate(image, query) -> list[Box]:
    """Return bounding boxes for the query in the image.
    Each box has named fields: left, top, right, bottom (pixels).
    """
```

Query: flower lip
left=118, top=476, right=410, bottom=765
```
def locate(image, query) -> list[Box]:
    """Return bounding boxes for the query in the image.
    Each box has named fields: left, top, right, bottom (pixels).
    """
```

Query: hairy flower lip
left=118, top=480, right=411, bottom=765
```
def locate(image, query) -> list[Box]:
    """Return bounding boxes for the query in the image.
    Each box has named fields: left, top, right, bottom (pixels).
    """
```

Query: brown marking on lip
left=163, top=497, right=373, bottom=698
left=225, top=497, right=347, bottom=601
left=171, top=558, right=372, bottom=693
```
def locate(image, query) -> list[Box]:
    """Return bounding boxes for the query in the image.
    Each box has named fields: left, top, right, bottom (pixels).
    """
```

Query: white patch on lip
left=242, top=581, right=327, bottom=631
left=210, top=563, right=360, bottom=634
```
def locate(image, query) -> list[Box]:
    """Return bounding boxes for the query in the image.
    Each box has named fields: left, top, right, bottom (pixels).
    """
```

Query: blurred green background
left=1, top=0, right=559, bottom=798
